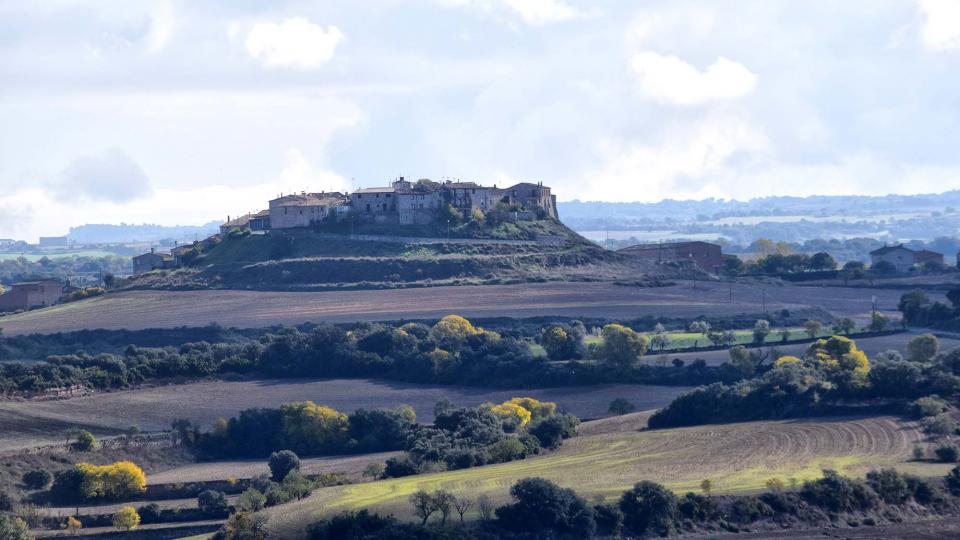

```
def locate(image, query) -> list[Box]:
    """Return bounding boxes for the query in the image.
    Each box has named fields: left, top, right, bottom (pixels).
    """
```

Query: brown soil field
left=0, top=378, right=688, bottom=453
left=265, top=414, right=944, bottom=538
left=0, top=281, right=925, bottom=336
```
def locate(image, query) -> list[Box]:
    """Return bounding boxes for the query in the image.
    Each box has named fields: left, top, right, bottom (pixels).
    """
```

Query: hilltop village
left=221, top=178, right=558, bottom=233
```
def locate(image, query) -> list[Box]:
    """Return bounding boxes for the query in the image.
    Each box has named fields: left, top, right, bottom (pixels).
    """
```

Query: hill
left=122, top=218, right=692, bottom=291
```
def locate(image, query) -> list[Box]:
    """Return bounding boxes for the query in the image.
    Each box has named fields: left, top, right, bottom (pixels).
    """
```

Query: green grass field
left=265, top=415, right=940, bottom=537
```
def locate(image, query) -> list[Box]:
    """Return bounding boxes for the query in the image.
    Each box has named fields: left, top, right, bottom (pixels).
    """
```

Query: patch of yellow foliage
left=76, top=461, right=147, bottom=500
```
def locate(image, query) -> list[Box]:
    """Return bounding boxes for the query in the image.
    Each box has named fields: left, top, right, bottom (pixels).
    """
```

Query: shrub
left=383, top=456, right=419, bottom=478
left=800, top=470, right=877, bottom=512
left=112, top=507, right=140, bottom=531
left=936, top=443, right=960, bottom=463
left=75, top=430, right=97, bottom=451
left=198, top=490, right=229, bottom=513
left=907, top=334, right=940, bottom=363
left=219, top=512, right=269, bottom=540
left=923, top=413, right=958, bottom=435
left=487, top=437, right=525, bottom=463
left=496, top=478, right=595, bottom=537
left=269, top=450, right=301, bottom=482
left=593, top=503, right=623, bottom=536
left=910, top=395, right=950, bottom=418
left=238, top=488, right=267, bottom=512
left=608, top=398, right=635, bottom=415
left=946, top=466, right=960, bottom=495
left=905, top=475, right=941, bottom=504
left=677, top=492, right=712, bottom=521
left=619, top=480, right=678, bottom=535
left=730, top=496, right=773, bottom=524
left=53, top=461, right=147, bottom=502
left=138, top=503, right=162, bottom=523
left=528, top=414, right=579, bottom=450
left=0, top=515, right=30, bottom=540
left=307, top=510, right=397, bottom=540
left=865, top=469, right=910, bottom=504
left=22, top=469, right=52, bottom=490
left=281, top=471, right=315, bottom=501
left=0, top=491, right=13, bottom=512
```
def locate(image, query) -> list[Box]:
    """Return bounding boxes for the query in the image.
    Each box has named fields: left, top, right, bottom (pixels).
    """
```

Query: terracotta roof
left=870, top=244, right=912, bottom=255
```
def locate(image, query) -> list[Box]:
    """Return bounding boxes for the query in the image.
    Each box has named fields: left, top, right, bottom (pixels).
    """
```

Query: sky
left=2, top=0, right=960, bottom=241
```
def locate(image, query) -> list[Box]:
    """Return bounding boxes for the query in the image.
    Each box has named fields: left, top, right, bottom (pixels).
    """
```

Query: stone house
left=492, top=182, right=558, bottom=219
left=132, top=249, right=175, bottom=274
left=0, top=279, right=64, bottom=311
left=269, top=192, right=347, bottom=229
left=446, top=182, right=493, bottom=215
left=870, top=244, right=943, bottom=273
left=618, top=241, right=724, bottom=274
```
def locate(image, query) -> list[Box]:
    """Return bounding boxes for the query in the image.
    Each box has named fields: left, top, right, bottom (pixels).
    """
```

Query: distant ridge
left=67, top=222, right=221, bottom=244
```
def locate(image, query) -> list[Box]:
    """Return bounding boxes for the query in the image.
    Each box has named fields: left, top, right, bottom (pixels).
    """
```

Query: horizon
left=4, top=1, right=960, bottom=241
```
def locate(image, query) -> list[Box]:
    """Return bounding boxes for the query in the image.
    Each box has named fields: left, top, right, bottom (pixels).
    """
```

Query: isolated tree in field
left=619, top=481, right=678, bottom=535
left=689, top=320, right=710, bottom=335
left=75, top=430, right=97, bottom=451
left=650, top=324, right=670, bottom=351
left=752, top=319, right=770, bottom=345
left=453, top=495, right=472, bottom=523
left=833, top=318, right=856, bottom=335
left=765, top=478, right=785, bottom=492
left=700, top=479, right=712, bottom=497
left=907, top=333, right=940, bottom=363
left=598, top=324, right=648, bottom=367
left=268, top=450, right=301, bottom=482
left=609, top=398, right=636, bottom=415
left=869, top=311, right=889, bottom=332
left=409, top=489, right=437, bottom=525
left=112, top=507, right=140, bottom=531
left=803, top=320, right=822, bottom=339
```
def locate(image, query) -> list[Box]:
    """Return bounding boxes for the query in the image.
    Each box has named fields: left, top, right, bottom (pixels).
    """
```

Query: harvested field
left=149, top=451, right=401, bottom=484
left=0, top=378, right=688, bottom=452
left=266, top=415, right=944, bottom=538
left=0, top=281, right=922, bottom=336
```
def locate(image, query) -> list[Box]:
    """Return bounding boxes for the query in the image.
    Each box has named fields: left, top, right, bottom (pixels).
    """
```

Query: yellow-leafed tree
left=280, top=401, right=348, bottom=453
left=112, top=507, right=140, bottom=531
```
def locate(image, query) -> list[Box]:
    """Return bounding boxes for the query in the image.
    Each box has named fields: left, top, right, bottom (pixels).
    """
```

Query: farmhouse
left=0, top=279, right=63, bottom=311
left=618, top=241, right=724, bottom=274
left=132, top=249, right=176, bottom=274
left=492, top=182, right=558, bottom=219
left=870, top=244, right=944, bottom=273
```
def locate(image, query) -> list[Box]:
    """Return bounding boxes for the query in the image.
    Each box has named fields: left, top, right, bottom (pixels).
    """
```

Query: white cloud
left=438, top=0, right=579, bottom=25
left=276, top=148, right=352, bottom=195
left=579, top=116, right=769, bottom=202
left=54, top=149, right=153, bottom=203
left=501, top=0, right=579, bottom=25
left=145, top=1, right=175, bottom=53
left=630, top=52, right=757, bottom=106
left=918, top=0, right=960, bottom=50
left=245, top=17, right=344, bottom=70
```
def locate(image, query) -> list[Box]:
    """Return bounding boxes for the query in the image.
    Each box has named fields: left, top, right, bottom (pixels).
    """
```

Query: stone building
left=492, top=182, right=558, bottom=219
left=618, top=241, right=724, bottom=274
left=132, top=249, right=175, bottom=274
left=0, top=279, right=64, bottom=311
left=268, top=192, right=347, bottom=229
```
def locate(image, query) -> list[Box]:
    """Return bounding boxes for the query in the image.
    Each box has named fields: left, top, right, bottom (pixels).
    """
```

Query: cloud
left=145, top=1, right=175, bottom=53
left=918, top=0, right=960, bottom=50
left=276, top=148, right=352, bottom=194
left=630, top=52, right=757, bottom=106
left=55, top=149, right=153, bottom=203
left=245, top=17, right=344, bottom=70
left=438, top=0, right=580, bottom=25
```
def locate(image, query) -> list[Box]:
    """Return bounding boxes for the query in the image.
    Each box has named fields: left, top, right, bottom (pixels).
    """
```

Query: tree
left=219, top=512, right=268, bottom=540
left=833, top=318, right=856, bottom=335
left=409, top=489, right=437, bottom=525
left=619, top=481, right=678, bottom=535
left=430, top=315, right=481, bottom=351
left=432, top=490, right=455, bottom=525
left=700, top=479, right=712, bottom=497
left=281, top=471, right=314, bottom=500
left=22, top=469, right=52, bottom=490
left=728, top=346, right=764, bottom=377
left=112, top=507, right=140, bottom=531
left=363, top=463, right=385, bottom=479
left=238, top=488, right=267, bottom=512
left=66, top=516, right=83, bottom=533
left=689, top=320, right=711, bottom=335
left=469, top=207, right=486, bottom=225
left=650, top=332, right=670, bottom=352
left=907, top=333, right=940, bottom=363
left=540, top=326, right=570, bottom=360
left=597, top=324, right=648, bottom=367
left=496, top=478, right=595, bottom=537
left=280, top=402, right=348, bottom=454
left=869, top=311, right=889, bottom=332
left=809, top=252, right=837, bottom=270
left=803, top=320, right=822, bottom=339
left=752, top=319, right=770, bottom=345
left=608, top=398, right=636, bottom=415
left=75, top=430, right=97, bottom=451
left=268, top=450, right=301, bottom=482
left=453, top=495, right=472, bottom=523
left=198, top=490, right=228, bottom=513
left=871, top=260, right=897, bottom=275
